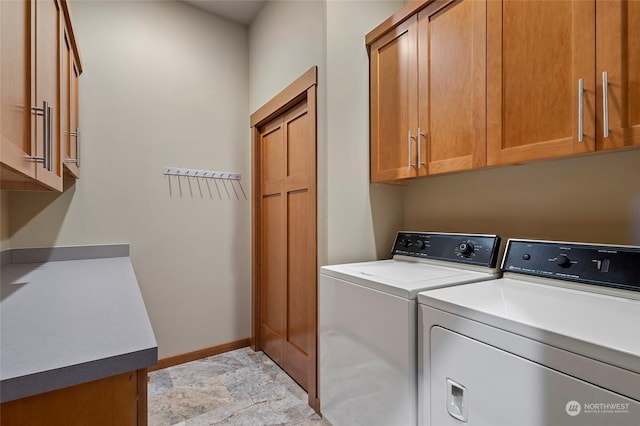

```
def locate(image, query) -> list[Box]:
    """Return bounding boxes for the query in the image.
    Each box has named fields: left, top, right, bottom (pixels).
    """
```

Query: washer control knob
left=403, top=239, right=412, bottom=248
left=458, top=242, right=474, bottom=256
left=417, top=240, right=427, bottom=249
left=556, top=254, right=571, bottom=268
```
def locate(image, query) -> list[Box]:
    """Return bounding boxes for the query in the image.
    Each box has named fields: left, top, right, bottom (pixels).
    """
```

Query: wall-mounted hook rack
left=162, top=167, right=241, bottom=180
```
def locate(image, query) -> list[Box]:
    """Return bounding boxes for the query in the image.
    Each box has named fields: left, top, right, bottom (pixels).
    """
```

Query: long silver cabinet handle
left=30, top=101, right=48, bottom=166
left=602, top=71, right=609, bottom=138
left=578, top=79, right=584, bottom=143
left=69, top=128, right=80, bottom=167
left=76, top=129, right=80, bottom=167
left=46, top=105, right=53, bottom=171
left=417, top=128, right=426, bottom=169
left=407, top=130, right=413, bottom=169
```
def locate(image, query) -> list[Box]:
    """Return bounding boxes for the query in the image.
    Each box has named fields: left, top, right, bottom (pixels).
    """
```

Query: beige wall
left=249, top=1, right=325, bottom=113
left=7, top=0, right=251, bottom=358
left=325, top=0, right=405, bottom=264
left=404, top=149, right=640, bottom=245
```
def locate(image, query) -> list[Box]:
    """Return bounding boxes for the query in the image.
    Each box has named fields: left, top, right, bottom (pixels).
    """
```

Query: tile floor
left=148, top=347, right=330, bottom=426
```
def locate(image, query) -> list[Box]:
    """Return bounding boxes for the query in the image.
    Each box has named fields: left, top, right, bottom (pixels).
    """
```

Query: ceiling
left=182, top=0, right=265, bottom=26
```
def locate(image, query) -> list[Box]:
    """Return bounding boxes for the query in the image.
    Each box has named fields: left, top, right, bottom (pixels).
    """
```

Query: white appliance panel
left=319, top=274, right=416, bottom=426
left=430, top=326, right=640, bottom=426
left=418, top=278, right=640, bottom=373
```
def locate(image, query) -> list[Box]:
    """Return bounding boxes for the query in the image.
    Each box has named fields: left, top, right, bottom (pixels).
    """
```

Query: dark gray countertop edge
left=3, top=244, right=130, bottom=265
left=0, top=249, right=10, bottom=267
left=0, top=346, right=158, bottom=403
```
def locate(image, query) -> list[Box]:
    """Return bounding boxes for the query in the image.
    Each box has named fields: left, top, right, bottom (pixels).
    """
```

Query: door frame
left=250, top=66, right=318, bottom=411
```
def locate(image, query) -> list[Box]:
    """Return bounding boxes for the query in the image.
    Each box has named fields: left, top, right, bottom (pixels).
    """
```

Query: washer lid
left=321, top=259, right=498, bottom=299
left=418, top=278, right=640, bottom=373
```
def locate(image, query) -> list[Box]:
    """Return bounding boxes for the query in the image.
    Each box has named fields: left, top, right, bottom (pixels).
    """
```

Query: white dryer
left=418, top=239, right=640, bottom=426
left=319, top=232, right=502, bottom=426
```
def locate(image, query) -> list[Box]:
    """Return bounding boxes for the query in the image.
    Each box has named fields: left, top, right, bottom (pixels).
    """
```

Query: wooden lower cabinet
left=0, top=369, right=148, bottom=426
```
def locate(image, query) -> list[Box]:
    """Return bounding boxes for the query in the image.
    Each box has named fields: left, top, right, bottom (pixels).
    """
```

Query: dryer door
left=430, top=326, right=640, bottom=426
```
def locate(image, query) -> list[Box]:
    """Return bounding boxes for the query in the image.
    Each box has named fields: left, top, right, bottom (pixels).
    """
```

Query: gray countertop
left=0, top=245, right=158, bottom=403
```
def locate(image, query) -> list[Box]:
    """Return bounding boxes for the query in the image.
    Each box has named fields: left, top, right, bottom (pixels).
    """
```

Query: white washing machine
left=418, top=239, right=640, bottom=426
left=319, top=232, right=502, bottom=426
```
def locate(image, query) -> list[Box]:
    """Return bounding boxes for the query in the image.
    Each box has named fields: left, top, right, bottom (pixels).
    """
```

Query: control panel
left=503, top=239, right=640, bottom=292
left=392, top=232, right=501, bottom=268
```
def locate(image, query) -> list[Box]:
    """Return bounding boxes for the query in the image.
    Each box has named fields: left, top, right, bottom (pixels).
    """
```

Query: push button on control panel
left=592, top=259, right=611, bottom=273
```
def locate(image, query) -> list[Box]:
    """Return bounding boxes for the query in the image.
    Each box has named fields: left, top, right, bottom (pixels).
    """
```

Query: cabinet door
left=34, top=0, right=63, bottom=190
left=370, top=17, right=419, bottom=182
left=62, top=24, right=80, bottom=178
left=418, top=0, right=486, bottom=175
left=0, top=0, right=36, bottom=181
left=0, top=371, right=140, bottom=426
left=487, top=0, right=596, bottom=165
left=596, top=0, right=640, bottom=150
left=70, top=57, right=80, bottom=170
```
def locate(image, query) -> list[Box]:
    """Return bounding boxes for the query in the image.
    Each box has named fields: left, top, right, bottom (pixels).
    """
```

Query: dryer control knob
left=458, top=242, right=474, bottom=256
left=417, top=240, right=427, bottom=249
left=556, top=254, right=571, bottom=267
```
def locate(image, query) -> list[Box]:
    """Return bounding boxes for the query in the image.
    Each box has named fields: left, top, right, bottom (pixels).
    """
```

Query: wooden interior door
left=418, top=0, right=486, bottom=175
left=257, top=98, right=316, bottom=393
left=596, top=0, right=640, bottom=150
left=487, top=0, right=596, bottom=165
left=369, top=16, right=419, bottom=182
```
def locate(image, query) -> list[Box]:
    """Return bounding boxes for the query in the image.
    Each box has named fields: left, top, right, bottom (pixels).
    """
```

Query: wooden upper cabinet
left=1, top=0, right=38, bottom=185
left=34, top=0, right=64, bottom=190
left=418, top=0, right=486, bottom=175
left=1, top=0, right=80, bottom=191
left=62, top=20, right=81, bottom=178
left=368, top=0, right=638, bottom=182
left=369, top=0, right=488, bottom=182
left=1, top=0, right=63, bottom=191
left=369, top=17, right=419, bottom=183
left=596, top=0, right=640, bottom=150
left=487, top=0, right=596, bottom=165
